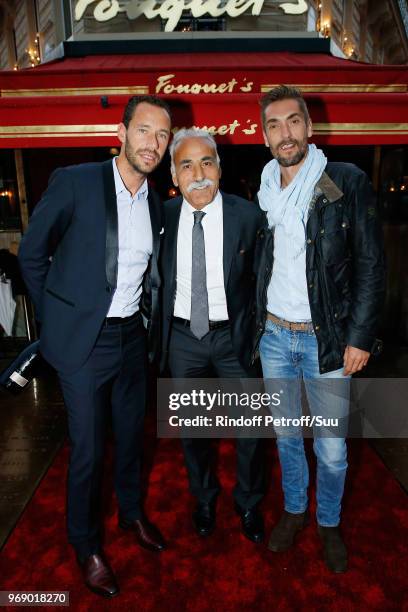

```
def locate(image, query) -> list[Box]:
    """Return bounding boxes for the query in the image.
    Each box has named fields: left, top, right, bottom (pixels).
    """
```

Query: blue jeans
left=259, top=318, right=350, bottom=527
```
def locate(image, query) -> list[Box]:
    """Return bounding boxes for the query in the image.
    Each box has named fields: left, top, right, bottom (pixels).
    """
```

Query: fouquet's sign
left=155, top=73, right=254, bottom=94
left=74, top=0, right=308, bottom=32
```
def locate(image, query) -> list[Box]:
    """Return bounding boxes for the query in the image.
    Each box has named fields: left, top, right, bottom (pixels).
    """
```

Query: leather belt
left=267, top=312, right=314, bottom=332
left=173, top=316, right=229, bottom=331
left=105, top=311, right=141, bottom=327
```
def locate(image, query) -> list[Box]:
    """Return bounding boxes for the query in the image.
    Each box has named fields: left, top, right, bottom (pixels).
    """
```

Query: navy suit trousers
left=58, top=314, right=146, bottom=559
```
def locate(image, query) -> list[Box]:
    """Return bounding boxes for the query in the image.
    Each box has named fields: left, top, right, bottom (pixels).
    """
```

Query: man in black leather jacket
left=255, top=85, right=385, bottom=573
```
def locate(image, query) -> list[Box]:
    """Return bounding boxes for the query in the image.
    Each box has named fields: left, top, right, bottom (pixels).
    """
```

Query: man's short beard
left=275, top=141, right=308, bottom=168
left=125, top=140, right=158, bottom=175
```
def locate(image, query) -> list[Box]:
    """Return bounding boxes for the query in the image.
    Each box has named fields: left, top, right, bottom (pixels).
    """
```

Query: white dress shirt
left=107, top=158, right=152, bottom=318
left=174, top=190, right=228, bottom=321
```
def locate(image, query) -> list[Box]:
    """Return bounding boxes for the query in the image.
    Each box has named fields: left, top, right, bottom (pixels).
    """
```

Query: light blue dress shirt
left=106, top=158, right=153, bottom=318
left=267, top=207, right=312, bottom=323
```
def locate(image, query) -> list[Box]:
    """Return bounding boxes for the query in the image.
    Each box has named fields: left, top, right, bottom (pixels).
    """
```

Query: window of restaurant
left=171, top=17, right=226, bottom=32
left=0, top=151, right=20, bottom=232
left=0, top=151, right=28, bottom=345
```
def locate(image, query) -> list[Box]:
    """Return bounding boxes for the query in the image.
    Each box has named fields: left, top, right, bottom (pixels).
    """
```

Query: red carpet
left=0, top=430, right=407, bottom=611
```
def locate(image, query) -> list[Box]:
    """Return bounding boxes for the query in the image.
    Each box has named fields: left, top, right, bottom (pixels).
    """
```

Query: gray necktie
left=190, top=210, right=209, bottom=339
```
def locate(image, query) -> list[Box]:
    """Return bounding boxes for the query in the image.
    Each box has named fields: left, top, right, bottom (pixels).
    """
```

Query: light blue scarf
left=258, top=144, right=327, bottom=257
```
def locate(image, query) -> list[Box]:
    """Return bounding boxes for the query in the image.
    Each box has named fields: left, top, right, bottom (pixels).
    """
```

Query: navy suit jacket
left=160, top=192, right=264, bottom=372
left=18, top=159, right=163, bottom=374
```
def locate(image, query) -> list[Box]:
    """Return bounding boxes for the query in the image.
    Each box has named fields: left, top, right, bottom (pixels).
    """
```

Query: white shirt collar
left=181, top=190, right=222, bottom=216
left=112, top=157, right=148, bottom=200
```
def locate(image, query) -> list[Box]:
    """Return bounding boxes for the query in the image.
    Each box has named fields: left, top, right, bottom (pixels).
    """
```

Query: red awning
left=0, top=52, right=407, bottom=147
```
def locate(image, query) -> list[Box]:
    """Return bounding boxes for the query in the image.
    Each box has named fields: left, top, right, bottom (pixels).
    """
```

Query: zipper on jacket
left=250, top=232, right=274, bottom=365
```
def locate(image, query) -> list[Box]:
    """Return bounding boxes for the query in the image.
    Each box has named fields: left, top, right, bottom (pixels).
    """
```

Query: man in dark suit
left=18, top=95, right=171, bottom=598
left=160, top=129, right=265, bottom=543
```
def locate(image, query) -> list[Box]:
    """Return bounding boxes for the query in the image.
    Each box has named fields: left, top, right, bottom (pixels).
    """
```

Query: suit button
left=320, top=229, right=325, bottom=235
left=334, top=313, right=338, bottom=319
left=106, top=286, right=111, bottom=293
left=309, top=283, right=314, bottom=288
left=341, top=222, right=347, bottom=228
left=167, top=315, right=171, bottom=321
left=307, top=238, right=312, bottom=244
left=315, top=325, right=320, bottom=331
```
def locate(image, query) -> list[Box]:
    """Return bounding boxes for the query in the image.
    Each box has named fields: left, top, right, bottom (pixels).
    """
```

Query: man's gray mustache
left=187, top=179, right=215, bottom=193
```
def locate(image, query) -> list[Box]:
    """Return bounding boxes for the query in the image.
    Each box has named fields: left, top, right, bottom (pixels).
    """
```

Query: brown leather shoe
left=119, top=516, right=166, bottom=552
left=79, top=554, right=119, bottom=598
left=268, top=510, right=309, bottom=552
left=317, top=525, right=348, bottom=573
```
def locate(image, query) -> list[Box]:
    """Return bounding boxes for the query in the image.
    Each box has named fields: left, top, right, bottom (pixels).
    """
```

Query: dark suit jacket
left=18, top=159, right=163, bottom=374
left=160, top=191, right=264, bottom=372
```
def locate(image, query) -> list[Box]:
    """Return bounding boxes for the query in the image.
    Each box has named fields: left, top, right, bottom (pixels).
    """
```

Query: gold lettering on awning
left=156, top=74, right=253, bottom=94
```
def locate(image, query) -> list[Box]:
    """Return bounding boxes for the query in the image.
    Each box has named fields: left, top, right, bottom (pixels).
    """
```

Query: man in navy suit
left=160, top=129, right=265, bottom=543
left=18, top=95, right=171, bottom=598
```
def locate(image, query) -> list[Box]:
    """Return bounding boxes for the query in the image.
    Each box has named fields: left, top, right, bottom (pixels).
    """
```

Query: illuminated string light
left=316, top=2, right=329, bottom=37
left=342, top=30, right=355, bottom=58
left=320, top=22, right=330, bottom=37
left=27, top=34, right=41, bottom=67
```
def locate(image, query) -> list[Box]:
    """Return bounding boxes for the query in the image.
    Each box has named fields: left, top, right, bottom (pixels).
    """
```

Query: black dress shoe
left=192, top=503, right=216, bottom=537
left=78, top=553, right=119, bottom=599
left=119, top=516, right=166, bottom=552
left=317, top=525, right=348, bottom=573
left=235, top=504, right=264, bottom=543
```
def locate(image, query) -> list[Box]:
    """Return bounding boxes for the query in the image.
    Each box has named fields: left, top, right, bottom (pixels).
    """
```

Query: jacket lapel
left=222, top=192, right=240, bottom=291
left=147, top=187, right=162, bottom=261
left=102, top=160, right=118, bottom=289
left=167, top=198, right=182, bottom=291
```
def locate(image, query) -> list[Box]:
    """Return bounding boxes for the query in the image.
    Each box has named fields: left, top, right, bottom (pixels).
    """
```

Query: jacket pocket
left=319, top=218, right=350, bottom=266
left=45, top=288, right=75, bottom=307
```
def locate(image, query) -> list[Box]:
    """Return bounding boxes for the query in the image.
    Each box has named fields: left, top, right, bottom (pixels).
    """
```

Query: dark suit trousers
left=58, top=315, right=146, bottom=559
left=168, top=320, right=264, bottom=509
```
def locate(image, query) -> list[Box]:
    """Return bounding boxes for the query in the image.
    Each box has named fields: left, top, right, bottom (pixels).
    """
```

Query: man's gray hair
left=169, top=128, right=220, bottom=174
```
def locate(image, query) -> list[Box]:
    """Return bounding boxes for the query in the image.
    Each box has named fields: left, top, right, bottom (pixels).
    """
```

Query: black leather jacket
left=254, top=162, right=386, bottom=374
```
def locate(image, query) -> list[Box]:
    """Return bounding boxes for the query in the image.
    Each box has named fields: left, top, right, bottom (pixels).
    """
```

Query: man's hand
left=343, top=345, right=370, bottom=376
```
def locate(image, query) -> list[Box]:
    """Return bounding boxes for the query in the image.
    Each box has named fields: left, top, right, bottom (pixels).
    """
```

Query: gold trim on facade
left=2, top=85, right=406, bottom=98
left=0, top=124, right=117, bottom=134
left=0, top=123, right=407, bottom=139
left=0, top=134, right=114, bottom=138
left=0, top=86, right=149, bottom=98
left=261, top=84, right=407, bottom=93
left=313, top=123, right=408, bottom=134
